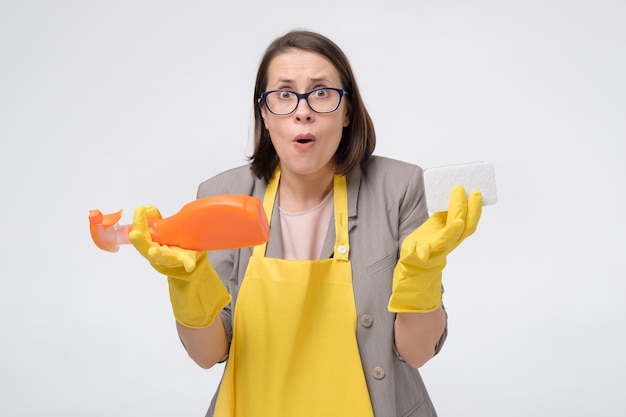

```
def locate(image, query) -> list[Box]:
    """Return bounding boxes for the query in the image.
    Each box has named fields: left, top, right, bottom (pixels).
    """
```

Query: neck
left=278, top=169, right=334, bottom=213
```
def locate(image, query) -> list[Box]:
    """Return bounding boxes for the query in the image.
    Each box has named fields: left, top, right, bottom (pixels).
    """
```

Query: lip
left=293, top=133, right=317, bottom=144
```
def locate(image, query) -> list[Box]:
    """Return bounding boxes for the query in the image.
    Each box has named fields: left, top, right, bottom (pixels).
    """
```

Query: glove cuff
left=167, top=254, right=231, bottom=328
left=388, top=261, right=445, bottom=313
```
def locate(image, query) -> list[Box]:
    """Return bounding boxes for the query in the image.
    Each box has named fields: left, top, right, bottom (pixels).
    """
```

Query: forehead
left=266, top=49, right=341, bottom=86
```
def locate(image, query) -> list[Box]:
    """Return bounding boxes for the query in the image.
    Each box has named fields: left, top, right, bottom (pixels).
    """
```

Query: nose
left=293, top=96, right=314, bottom=122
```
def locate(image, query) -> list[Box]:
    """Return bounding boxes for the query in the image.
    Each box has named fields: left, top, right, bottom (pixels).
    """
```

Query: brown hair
left=249, top=30, right=376, bottom=182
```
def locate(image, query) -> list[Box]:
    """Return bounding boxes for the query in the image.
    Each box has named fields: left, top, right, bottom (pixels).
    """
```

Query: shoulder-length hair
left=250, top=30, right=376, bottom=182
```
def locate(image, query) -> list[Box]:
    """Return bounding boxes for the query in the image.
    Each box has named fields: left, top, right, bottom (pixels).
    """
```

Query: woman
left=129, top=30, right=482, bottom=417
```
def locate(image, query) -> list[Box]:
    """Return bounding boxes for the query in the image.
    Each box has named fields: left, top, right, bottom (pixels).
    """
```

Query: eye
left=313, top=88, right=329, bottom=98
left=278, top=90, right=294, bottom=99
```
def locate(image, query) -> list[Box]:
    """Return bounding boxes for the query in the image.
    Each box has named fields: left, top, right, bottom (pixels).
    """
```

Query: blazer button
left=360, top=314, right=374, bottom=328
left=373, top=366, right=385, bottom=380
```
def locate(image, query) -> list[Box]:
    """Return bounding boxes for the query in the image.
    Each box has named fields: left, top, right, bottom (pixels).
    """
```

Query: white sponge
left=423, top=161, right=498, bottom=213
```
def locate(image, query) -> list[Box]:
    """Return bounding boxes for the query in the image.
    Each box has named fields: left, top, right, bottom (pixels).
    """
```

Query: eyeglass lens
left=265, top=89, right=341, bottom=114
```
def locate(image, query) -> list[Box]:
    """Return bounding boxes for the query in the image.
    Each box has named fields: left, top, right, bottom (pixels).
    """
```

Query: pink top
left=279, top=190, right=334, bottom=260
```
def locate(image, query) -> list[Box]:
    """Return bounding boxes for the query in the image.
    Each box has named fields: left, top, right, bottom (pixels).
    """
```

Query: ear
left=342, top=101, right=352, bottom=127
left=259, top=100, right=269, bottom=128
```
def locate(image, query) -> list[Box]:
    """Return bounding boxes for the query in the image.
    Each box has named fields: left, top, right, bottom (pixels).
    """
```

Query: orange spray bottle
left=89, top=195, right=269, bottom=252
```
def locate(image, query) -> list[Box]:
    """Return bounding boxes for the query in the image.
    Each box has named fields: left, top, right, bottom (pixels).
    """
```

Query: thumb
left=415, top=243, right=431, bottom=262
left=430, top=218, right=465, bottom=252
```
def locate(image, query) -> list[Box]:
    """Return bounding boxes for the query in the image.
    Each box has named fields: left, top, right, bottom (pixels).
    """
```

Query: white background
left=1, top=1, right=625, bottom=416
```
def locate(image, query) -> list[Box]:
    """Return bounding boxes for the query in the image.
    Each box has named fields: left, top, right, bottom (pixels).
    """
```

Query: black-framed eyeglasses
left=259, top=87, right=349, bottom=115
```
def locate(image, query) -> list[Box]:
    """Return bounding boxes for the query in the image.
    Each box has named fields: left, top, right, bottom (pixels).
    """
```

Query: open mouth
left=294, top=133, right=316, bottom=144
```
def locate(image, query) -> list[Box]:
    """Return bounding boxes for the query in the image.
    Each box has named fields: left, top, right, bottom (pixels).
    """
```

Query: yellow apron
left=214, top=169, right=374, bottom=417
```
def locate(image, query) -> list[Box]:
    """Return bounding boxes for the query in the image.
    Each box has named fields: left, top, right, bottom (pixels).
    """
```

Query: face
left=260, top=49, right=350, bottom=181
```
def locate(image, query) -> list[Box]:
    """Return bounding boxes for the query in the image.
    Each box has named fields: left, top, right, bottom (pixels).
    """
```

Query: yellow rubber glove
left=128, top=206, right=231, bottom=328
left=388, top=186, right=482, bottom=313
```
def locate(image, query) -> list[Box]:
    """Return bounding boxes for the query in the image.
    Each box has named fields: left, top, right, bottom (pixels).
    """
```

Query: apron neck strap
left=332, top=174, right=349, bottom=261
left=254, top=166, right=350, bottom=260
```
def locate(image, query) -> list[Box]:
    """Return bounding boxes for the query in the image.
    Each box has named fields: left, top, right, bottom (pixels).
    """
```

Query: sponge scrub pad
left=423, top=161, right=498, bottom=213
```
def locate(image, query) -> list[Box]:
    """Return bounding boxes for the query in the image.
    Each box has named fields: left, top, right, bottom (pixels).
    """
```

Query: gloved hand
left=128, top=205, right=231, bottom=328
left=388, top=186, right=482, bottom=313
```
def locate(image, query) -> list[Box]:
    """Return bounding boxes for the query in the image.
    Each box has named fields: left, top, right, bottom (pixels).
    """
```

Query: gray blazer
left=199, top=156, right=444, bottom=417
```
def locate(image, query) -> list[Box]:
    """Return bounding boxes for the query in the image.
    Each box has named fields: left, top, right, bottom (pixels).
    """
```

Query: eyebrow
left=275, top=77, right=332, bottom=84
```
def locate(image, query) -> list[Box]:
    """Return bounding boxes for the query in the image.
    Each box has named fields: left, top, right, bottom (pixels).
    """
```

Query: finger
left=446, top=186, right=468, bottom=228
left=129, top=206, right=154, bottom=255
left=132, top=206, right=152, bottom=237
left=181, top=254, right=197, bottom=273
left=149, top=245, right=197, bottom=272
left=128, top=229, right=154, bottom=256
left=462, top=191, right=483, bottom=239
left=144, top=205, right=163, bottom=221
left=149, top=245, right=180, bottom=267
